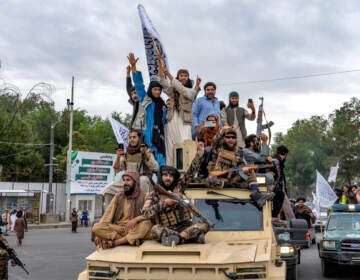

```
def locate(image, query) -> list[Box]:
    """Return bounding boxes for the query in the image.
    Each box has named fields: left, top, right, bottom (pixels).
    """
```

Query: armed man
left=103, top=129, right=159, bottom=208
left=142, top=165, right=210, bottom=246
left=0, top=221, right=16, bottom=280
left=185, top=127, right=274, bottom=208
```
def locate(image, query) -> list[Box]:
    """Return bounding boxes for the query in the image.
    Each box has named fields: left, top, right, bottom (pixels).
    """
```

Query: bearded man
left=186, top=128, right=274, bottom=208
left=221, top=91, right=256, bottom=148
left=103, top=129, right=159, bottom=209
left=142, top=166, right=210, bottom=246
left=92, top=170, right=152, bottom=249
left=158, top=65, right=201, bottom=166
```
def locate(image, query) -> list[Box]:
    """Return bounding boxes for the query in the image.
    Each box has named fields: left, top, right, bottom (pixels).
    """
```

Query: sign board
left=70, top=151, right=116, bottom=194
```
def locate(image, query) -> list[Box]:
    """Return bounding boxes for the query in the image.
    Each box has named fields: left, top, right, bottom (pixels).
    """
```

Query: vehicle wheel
left=321, top=259, right=335, bottom=277
left=297, top=250, right=301, bottom=264
left=286, top=265, right=297, bottom=280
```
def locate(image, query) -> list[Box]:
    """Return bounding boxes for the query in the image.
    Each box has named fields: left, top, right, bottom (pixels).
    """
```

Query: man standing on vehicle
left=192, top=82, right=221, bottom=134
left=142, top=165, right=210, bottom=246
left=272, top=145, right=294, bottom=220
left=92, top=170, right=152, bottom=249
left=221, top=91, right=256, bottom=148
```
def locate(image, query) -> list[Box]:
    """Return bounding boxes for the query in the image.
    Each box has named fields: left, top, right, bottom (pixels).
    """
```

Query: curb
left=28, top=223, right=72, bottom=230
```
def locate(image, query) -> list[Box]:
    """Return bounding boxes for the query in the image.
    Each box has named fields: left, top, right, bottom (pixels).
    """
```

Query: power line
left=219, top=69, right=360, bottom=86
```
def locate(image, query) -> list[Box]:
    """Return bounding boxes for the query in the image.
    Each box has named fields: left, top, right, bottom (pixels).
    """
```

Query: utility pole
left=46, top=120, right=56, bottom=213
left=65, top=76, right=74, bottom=222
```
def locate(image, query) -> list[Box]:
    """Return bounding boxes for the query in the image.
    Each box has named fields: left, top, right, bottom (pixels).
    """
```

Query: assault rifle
left=153, top=184, right=214, bottom=228
left=0, top=238, right=30, bottom=275
left=256, top=97, right=274, bottom=152
left=209, top=164, right=274, bottom=180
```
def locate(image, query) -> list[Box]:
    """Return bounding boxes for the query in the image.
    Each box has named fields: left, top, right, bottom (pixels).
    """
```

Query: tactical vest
left=125, top=152, right=151, bottom=176
left=225, top=107, right=247, bottom=140
left=156, top=206, right=192, bottom=227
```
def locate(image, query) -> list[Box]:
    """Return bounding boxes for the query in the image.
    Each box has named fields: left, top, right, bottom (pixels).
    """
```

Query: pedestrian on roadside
left=10, top=210, right=17, bottom=232
left=1, top=210, right=11, bottom=236
left=71, top=208, right=78, bottom=233
left=81, top=209, right=89, bottom=227
left=14, top=211, right=26, bottom=246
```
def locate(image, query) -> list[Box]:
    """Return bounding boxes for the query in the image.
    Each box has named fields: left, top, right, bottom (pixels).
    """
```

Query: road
left=4, top=228, right=360, bottom=280
left=299, top=244, right=359, bottom=279
left=7, top=227, right=93, bottom=280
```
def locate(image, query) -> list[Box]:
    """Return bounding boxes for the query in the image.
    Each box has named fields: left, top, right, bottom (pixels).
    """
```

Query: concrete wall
left=0, top=182, right=66, bottom=215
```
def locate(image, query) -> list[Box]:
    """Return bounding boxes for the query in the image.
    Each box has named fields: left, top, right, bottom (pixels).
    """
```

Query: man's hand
left=165, top=198, right=178, bottom=206
left=11, top=260, right=16, bottom=267
left=116, top=149, right=124, bottom=157
left=261, top=133, right=268, bottom=144
left=195, top=138, right=205, bottom=156
left=247, top=100, right=256, bottom=111
left=127, top=53, right=138, bottom=72
left=144, top=148, right=152, bottom=160
left=194, top=75, right=202, bottom=92
left=125, top=218, right=138, bottom=233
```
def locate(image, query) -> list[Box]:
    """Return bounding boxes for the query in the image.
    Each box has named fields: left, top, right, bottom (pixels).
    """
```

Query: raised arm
left=128, top=52, right=146, bottom=102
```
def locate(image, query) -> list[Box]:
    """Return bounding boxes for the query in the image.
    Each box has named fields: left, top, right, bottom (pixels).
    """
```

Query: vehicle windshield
left=194, top=199, right=263, bottom=231
left=326, top=213, right=360, bottom=231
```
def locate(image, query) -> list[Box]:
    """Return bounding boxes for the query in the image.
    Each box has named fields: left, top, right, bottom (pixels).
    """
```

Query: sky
left=0, top=0, right=358, bottom=138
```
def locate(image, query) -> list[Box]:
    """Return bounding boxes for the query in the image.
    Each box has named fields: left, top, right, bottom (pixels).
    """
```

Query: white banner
left=316, top=170, right=338, bottom=208
left=138, top=4, right=169, bottom=81
left=328, top=162, right=339, bottom=183
left=109, top=117, right=129, bottom=149
left=70, top=151, right=116, bottom=194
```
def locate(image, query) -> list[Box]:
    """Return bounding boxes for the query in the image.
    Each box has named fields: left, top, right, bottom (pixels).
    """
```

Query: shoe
left=161, top=234, right=180, bottom=247
left=195, top=233, right=205, bottom=244
left=135, top=239, right=143, bottom=246
left=250, top=191, right=275, bottom=208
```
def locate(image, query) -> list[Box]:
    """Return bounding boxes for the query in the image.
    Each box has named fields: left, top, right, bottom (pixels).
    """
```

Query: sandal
left=101, top=239, right=116, bottom=249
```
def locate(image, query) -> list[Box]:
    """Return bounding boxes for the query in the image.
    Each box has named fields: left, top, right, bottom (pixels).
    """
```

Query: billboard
left=70, top=151, right=116, bottom=194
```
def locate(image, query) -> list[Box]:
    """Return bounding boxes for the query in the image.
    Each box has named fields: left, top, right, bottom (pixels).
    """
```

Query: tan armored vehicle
left=78, top=185, right=286, bottom=280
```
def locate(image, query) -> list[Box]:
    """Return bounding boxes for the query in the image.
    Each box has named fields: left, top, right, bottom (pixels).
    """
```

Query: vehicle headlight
left=323, top=240, right=337, bottom=250
left=279, top=245, right=295, bottom=256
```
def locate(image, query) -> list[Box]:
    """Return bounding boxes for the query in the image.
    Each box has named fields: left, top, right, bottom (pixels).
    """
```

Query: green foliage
left=273, top=97, right=360, bottom=199
left=0, top=90, right=131, bottom=182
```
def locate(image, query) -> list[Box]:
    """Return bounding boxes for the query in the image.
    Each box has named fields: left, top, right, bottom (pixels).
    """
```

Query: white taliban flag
left=327, top=162, right=339, bottom=183
left=109, top=117, right=129, bottom=149
left=316, top=170, right=338, bottom=208
left=138, top=4, right=169, bottom=81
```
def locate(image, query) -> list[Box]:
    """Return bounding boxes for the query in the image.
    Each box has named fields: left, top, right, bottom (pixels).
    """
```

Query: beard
left=124, top=184, right=135, bottom=196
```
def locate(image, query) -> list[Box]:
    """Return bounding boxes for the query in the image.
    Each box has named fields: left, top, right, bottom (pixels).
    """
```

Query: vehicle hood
left=87, top=238, right=271, bottom=264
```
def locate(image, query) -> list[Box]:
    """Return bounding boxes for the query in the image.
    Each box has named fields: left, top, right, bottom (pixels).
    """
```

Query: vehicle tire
left=321, top=259, right=335, bottom=277
left=297, top=249, right=301, bottom=264
left=286, top=265, right=297, bottom=280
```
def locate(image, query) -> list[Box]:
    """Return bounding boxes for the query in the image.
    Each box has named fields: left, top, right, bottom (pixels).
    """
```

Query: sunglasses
left=224, top=135, right=236, bottom=139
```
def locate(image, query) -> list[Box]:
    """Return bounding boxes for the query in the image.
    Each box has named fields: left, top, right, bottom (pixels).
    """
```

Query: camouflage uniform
left=142, top=187, right=209, bottom=241
left=0, top=235, right=10, bottom=280
left=184, top=132, right=257, bottom=188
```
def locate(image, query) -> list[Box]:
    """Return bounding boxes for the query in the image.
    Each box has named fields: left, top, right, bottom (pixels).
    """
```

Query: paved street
left=299, top=244, right=359, bottom=280
left=3, top=227, right=360, bottom=280
left=7, top=227, right=93, bottom=280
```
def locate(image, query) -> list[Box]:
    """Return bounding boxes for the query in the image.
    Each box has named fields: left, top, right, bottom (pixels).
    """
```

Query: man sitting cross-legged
left=142, top=165, right=210, bottom=246
left=92, top=170, right=152, bottom=249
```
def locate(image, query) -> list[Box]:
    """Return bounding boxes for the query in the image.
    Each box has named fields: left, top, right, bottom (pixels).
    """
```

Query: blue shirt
left=192, top=96, right=221, bottom=129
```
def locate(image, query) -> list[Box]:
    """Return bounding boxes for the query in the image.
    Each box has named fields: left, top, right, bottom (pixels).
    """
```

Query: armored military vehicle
left=78, top=185, right=286, bottom=280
